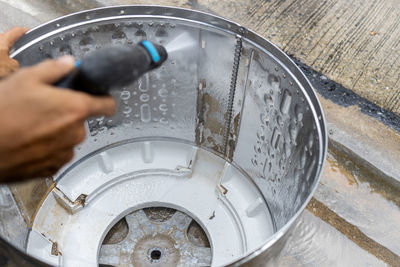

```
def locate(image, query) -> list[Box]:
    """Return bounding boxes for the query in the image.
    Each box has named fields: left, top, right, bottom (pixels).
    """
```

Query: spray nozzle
left=140, top=40, right=168, bottom=68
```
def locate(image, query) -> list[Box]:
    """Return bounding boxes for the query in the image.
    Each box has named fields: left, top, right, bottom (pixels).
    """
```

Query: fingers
left=0, top=59, right=19, bottom=77
left=0, top=147, right=75, bottom=182
left=14, top=148, right=74, bottom=181
left=6, top=58, right=19, bottom=72
left=47, top=89, right=116, bottom=119
left=5, top=121, right=86, bottom=168
left=84, top=95, right=116, bottom=117
left=0, top=27, right=29, bottom=54
left=26, top=55, right=75, bottom=84
left=21, top=55, right=115, bottom=118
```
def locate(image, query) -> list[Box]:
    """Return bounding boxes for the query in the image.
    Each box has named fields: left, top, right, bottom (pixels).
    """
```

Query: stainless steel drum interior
left=0, top=5, right=327, bottom=267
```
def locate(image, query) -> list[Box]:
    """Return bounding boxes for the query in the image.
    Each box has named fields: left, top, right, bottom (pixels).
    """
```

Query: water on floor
left=279, top=147, right=400, bottom=267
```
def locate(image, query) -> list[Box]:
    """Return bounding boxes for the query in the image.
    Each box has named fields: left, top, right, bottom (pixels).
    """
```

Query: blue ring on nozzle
left=141, top=40, right=160, bottom=63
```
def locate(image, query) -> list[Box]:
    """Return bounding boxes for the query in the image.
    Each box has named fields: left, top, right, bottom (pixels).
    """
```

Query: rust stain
left=209, top=211, right=215, bottom=220
left=226, top=113, right=241, bottom=161
left=74, top=194, right=87, bottom=207
left=9, top=178, right=53, bottom=227
left=326, top=146, right=400, bottom=208
left=197, top=91, right=225, bottom=154
left=219, top=184, right=228, bottom=195
left=51, top=241, right=62, bottom=256
left=326, top=157, right=359, bottom=187
left=31, top=181, right=56, bottom=225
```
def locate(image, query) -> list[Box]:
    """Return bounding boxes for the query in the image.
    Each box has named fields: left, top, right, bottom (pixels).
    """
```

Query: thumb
left=27, top=56, right=76, bottom=84
left=0, top=27, right=29, bottom=54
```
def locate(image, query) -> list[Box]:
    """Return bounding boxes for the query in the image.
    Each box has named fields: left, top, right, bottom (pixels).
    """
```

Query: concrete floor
left=0, top=0, right=400, bottom=266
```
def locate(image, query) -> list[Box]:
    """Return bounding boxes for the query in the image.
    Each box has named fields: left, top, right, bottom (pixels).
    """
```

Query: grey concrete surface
left=279, top=211, right=388, bottom=267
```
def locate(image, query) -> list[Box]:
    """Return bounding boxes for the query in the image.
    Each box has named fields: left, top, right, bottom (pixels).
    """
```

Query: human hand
left=0, top=56, right=116, bottom=183
left=0, top=27, right=28, bottom=78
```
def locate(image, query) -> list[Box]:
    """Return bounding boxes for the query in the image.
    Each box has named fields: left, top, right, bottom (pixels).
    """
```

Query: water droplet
left=155, top=28, right=168, bottom=37
left=283, top=142, right=291, bottom=158
left=300, top=148, right=307, bottom=169
left=268, top=74, right=280, bottom=89
left=122, top=119, right=133, bottom=126
left=159, top=104, right=168, bottom=112
left=271, top=128, right=280, bottom=149
left=140, top=104, right=151, bottom=123
left=140, top=94, right=150, bottom=102
left=294, top=104, right=303, bottom=122
left=98, top=126, right=107, bottom=133
left=79, top=36, right=95, bottom=47
left=138, top=77, right=148, bottom=92
left=260, top=113, right=269, bottom=126
left=289, top=124, right=297, bottom=142
left=276, top=115, right=283, bottom=127
left=158, top=88, right=168, bottom=98
left=135, top=30, right=146, bottom=38
left=308, top=133, right=314, bottom=148
left=123, top=106, right=132, bottom=114
left=256, top=130, right=265, bottom=141
left=120, top=90, right=131, bottom=100
left=280, top=90, right=292, bottom=114
left=160, top=118, right=168, bottom=124
left=59, top=44, right=72, bottom=55
left=112, top=30, right=126, bottom=39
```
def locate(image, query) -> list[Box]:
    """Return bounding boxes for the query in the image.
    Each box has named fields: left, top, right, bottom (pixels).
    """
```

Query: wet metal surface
left=100, top=207, right=211, bottom=267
